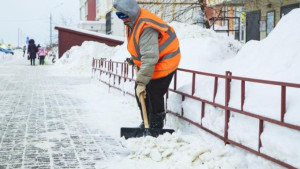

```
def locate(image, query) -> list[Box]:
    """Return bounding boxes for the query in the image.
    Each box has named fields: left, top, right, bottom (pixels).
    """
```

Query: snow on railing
left=92, top=58, right=300, bottom=169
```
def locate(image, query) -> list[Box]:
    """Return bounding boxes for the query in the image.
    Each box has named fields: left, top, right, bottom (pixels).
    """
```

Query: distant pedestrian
left=27, top=39, right=37, bottom=66
left=36, top=44, right=41, bottom=62
left=37, top=45, right=47, bottom=65
left=23, top=45, right=26, bottom=57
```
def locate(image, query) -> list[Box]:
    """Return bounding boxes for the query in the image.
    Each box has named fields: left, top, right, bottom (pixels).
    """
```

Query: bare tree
left=138, top=1, right=204, bottom=25
left=137, top=0, right=225, bottom=29
left=59, top=15, right=74, bottom=27
left=198, top=0, right=212, bottom=28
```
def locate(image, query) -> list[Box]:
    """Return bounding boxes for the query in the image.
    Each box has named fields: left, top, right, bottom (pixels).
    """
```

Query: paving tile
left=0, top=66, right=124, bottom=169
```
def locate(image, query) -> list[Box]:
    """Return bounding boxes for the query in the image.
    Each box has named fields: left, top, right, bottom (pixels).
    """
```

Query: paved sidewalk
left=0, top=65, right=123, bottom=169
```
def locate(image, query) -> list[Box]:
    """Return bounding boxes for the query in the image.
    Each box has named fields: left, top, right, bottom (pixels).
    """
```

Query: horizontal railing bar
left=176, top=68, right=300, bottom=88
left=98, top=69, right=136, bottom=82
left=227, top=139, right=297, bottom=169
left=169, top=89, right=300, bottom=131
left=214, top=30, right=240, bottom=32
left=167, top=110, right=224, bottom=140
left=177, top=68, right=227, bottom=78
left=101, top=60, right=125, bottom=64
left=99, top=80, right=135, bottom=97
left=230, top=75, right=300, bottom=88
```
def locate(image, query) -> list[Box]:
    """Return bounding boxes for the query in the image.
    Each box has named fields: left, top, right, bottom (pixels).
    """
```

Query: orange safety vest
left=127, top=8, right=181, bottom=79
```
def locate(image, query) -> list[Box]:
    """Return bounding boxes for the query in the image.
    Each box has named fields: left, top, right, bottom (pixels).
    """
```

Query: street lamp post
left=50, top=13, right=52, bottom=47
left=50, top=3, right=64, bottom=48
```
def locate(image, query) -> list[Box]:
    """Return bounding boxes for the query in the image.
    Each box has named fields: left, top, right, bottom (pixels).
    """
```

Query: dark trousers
left=135, top=70, right=175, bottom=128
left=39, top=56, right=45, bottom=65
left=30, top=58, right=35, bottom=65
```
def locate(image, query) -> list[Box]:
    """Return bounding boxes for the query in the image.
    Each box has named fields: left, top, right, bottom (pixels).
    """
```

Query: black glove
left=126, top=58, right=134, bottom=66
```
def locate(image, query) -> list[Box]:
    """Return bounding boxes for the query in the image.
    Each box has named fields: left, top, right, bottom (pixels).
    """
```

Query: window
left=197, top=11, right=204, bottom=27
left=266, top=11, right=275, bottom=36
left=222, top=6, right=228, bottom=26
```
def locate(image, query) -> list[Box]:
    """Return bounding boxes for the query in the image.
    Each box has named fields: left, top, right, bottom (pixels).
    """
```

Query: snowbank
left=56, top=41, right=122, bottom=76
left=0, top=50, right=26, bottom=65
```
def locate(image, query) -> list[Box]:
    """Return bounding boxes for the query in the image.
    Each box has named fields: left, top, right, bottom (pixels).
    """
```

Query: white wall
left=79, top=0, right=86, bottom=21
left=78, top=0, right=127, bottom=37
left=111, top=11, right=126, bottom=37
left=96, top=0, right=125, bottom=37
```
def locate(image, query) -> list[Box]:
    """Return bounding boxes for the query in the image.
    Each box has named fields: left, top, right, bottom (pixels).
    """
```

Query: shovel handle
left=134, top=67, right=149, bottom=129
left=139, top=93, right=149, bottom=129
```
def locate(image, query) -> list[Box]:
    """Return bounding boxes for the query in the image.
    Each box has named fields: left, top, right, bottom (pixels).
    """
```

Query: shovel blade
left=121, top=127, right=175, bottom=139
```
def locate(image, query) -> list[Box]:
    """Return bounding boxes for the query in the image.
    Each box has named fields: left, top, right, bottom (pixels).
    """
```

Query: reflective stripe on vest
left=127, top=8, right=181, bottom=79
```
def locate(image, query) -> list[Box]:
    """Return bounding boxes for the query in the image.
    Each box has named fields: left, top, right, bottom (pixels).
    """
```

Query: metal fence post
left=281, top=86, right=286, bottom=122
left=224, top=71, right=232, bottom=143
left=258, top=119, right=264, bottom=152
left=213, top=77, right=218, bottom=103
left=241, top=80, right=245, bottom=111
left=174, top=70, right=177, bottom=90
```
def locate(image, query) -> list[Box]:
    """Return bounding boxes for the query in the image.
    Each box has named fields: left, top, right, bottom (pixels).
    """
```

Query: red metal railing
left=92, top=58, right=136, bottom=97
left=92, top=58, right=300, bottom=169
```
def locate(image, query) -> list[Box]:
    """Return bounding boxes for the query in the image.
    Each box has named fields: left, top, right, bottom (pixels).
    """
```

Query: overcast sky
left=0, top=0, right=80, bottom=47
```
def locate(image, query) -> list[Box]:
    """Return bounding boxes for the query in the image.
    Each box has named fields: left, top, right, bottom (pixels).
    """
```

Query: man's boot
left=150, top=112, right=166, bottom=129
left=138, top=122, right=145, bottom=129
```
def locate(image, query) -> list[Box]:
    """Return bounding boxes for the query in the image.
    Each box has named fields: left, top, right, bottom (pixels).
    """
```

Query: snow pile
left=124, top=133, right=239, bottom=168
left=96, top=130, right=282, bottom=169
left=56, top=41, right=121, bottom=75
left=173, top=22, right=242, bottom=72
left=0, top=50, right=27, bottom=65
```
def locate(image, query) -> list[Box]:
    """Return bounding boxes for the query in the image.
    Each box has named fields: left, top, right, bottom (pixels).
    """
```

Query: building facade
left=244, top=0, right=299, bottom=41
left=78, top=0, right=299, bottom=42
left=79, top=0, right=124, bottom=37
left=79, top=0, right=212, bottom=38
left=206, top=0, right=299, bottom=42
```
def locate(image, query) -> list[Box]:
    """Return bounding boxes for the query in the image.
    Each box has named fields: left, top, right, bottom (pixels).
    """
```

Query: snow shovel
left=120, top=92, right=175, bottom=139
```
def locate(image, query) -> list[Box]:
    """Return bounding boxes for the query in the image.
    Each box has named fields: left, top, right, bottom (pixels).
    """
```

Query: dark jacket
left=27, top=39, right=37, bottom=59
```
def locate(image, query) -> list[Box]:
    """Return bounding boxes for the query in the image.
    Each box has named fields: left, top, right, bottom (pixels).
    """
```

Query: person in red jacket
left=114, top=0, right=181, bottom=129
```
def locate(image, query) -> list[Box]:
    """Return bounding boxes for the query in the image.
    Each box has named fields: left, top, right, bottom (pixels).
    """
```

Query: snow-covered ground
left=1, top=8, right=300, bottom=169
